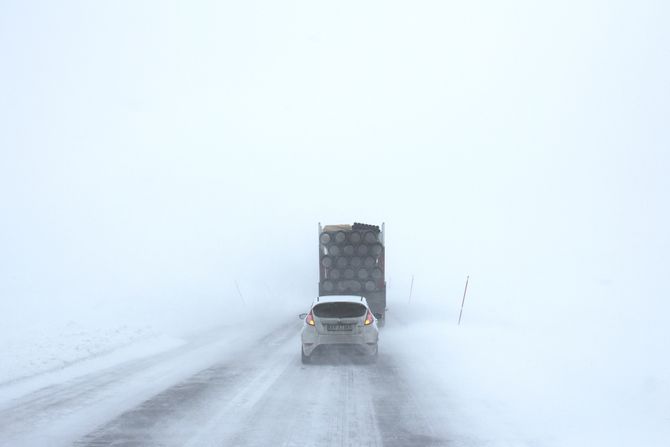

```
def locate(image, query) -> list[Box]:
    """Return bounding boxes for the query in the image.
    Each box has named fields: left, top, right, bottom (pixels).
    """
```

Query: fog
left=1, top=1, right=669, bottom=444
left=2, top=0, right=668, bottom=329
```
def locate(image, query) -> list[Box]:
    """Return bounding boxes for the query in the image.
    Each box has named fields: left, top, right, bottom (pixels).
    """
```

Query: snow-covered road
left=0, top=320, right=449, bottom=447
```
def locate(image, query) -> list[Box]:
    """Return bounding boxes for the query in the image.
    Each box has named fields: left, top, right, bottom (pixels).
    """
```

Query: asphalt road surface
left=0, top=321, right=450, bottom=447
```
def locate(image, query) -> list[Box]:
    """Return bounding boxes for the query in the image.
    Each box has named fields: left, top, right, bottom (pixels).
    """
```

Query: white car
left=299, top=295, right=379, bottom=364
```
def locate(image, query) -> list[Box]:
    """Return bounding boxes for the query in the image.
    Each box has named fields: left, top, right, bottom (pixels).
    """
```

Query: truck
left=318, top=222, right=386, bottom=325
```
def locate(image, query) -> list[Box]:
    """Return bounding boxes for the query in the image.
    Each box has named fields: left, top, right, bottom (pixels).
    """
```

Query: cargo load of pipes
left=318, top=223, right=385, bottom=295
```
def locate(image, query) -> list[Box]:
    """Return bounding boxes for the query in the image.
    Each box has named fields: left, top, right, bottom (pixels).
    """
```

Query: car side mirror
left=373, top=313, right=382, bottom=320
left=298, top=313, right=307, bottom=319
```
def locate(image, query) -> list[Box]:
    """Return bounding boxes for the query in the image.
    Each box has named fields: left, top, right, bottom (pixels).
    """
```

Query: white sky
left=1, top=1, right=669, bottom=329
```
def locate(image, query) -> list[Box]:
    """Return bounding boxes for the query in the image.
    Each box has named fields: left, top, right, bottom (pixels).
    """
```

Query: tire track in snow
left=2, top=319, right=451, bottom=447
left=76, top=331, right=448, bottom=446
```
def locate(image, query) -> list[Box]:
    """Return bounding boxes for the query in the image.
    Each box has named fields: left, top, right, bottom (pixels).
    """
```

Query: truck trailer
left=318, top=222, right=386, bottom=324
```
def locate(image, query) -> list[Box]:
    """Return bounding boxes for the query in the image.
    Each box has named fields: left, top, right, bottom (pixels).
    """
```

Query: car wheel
left=301, top=346, right=311, bottom=364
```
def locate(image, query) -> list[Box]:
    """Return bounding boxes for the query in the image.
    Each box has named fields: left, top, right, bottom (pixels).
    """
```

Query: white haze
left=1, top=0, right=669, bottom=443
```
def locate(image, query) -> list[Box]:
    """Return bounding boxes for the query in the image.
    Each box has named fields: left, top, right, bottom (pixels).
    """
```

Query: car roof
left=314, top=295, right=368, bottom=305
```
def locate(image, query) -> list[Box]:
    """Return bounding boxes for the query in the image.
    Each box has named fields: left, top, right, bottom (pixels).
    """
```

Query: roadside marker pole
left=234, top=280, right=246, bottom=306
left=408, top=275, right=414, bottom=304
left=458, top=275, right=469, bottom=325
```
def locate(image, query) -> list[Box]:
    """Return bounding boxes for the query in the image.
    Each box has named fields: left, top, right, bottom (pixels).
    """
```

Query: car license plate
left=326, top=324, right=353, bottom=331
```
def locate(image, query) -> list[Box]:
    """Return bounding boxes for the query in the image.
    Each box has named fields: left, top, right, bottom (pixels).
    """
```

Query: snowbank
left=384, top=301, right=670, bottom=447
left=0, top=321, right=176, bottom=385
left=0, top=289, right=306, bottom=388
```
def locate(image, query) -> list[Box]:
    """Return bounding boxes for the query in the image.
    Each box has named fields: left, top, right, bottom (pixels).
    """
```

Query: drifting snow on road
left=5, top=306, right=667, bottom=447
left=0, top=320, right=448, bottom=447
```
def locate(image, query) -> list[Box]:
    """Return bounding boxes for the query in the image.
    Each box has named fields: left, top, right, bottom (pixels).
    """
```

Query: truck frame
left=317, top=222, right=386, bottom=324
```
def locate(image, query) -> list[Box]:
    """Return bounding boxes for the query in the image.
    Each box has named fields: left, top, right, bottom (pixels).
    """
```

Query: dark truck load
left=318, top=222, right=386, bottom=324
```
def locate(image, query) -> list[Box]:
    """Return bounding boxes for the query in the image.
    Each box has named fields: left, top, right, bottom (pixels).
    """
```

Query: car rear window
left=313, top=302, right=367, bottom=318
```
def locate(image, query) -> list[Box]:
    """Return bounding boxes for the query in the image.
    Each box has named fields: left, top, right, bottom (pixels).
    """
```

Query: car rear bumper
left=301, top=329, right=378, bottom=356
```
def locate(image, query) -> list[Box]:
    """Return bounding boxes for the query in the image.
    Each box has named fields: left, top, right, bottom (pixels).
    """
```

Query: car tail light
left=306, top=311, right=315, bottom=326
left=364, top=310, right=374, bottom=325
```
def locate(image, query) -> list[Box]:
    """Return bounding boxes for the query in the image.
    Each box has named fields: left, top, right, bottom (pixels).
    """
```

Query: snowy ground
left=385, top=302, right=670, bottom=447
left=1, top=317, right=443, bottom=447
left=0, top=302, right=667, bottom=446
left=0, top=321, right=172, bottom=385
